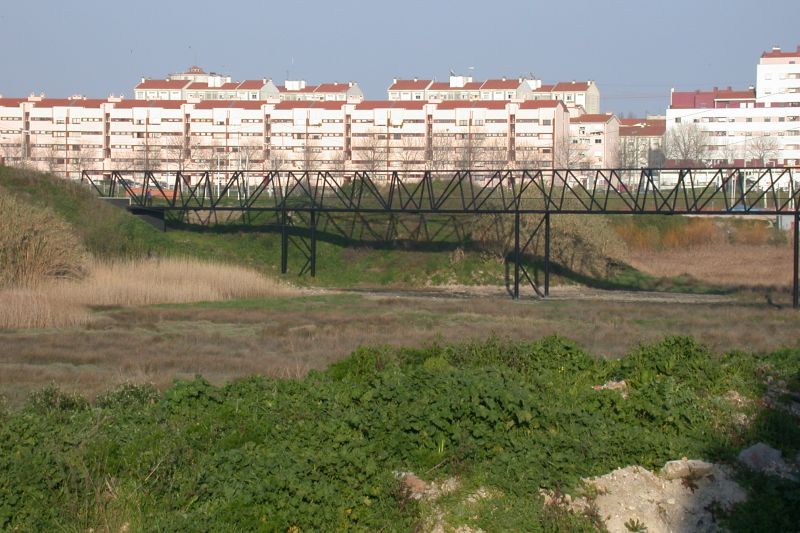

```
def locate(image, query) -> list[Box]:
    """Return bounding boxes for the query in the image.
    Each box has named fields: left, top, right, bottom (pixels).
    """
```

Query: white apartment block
left=134, top=66, right=363, bottom=103
left=568, top=113, right=620, bottom=168
left=0, top=96, right=571, bottom=178
left=618, top=118, right=667, bottom=168
left=388, top=76, right=601, bottom=114
left=664, top=46, right=800, bottom=167
left=388, top=75, right=542, bottom=102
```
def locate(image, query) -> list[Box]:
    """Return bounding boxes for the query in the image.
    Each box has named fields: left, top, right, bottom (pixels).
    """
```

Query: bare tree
left=353, top=128, right=387, bottom=176
left=427, top=133, right=453, bottom=171
left=554, top=136, right=588, bottom=169
left=664, top=123, right=709, bottom=167
left=617, top=135, right=649, bottom=169
left=399, top=135, right=426, bottom=172
left=745, top=134, right=780, bottom=165
left=162, top=132, right=189, bottom=173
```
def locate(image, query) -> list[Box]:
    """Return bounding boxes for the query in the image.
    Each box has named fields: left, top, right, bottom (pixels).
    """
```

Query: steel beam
left=281, top=209, right=288, bottom=274
left=544, top=212, right=551, bottom=297
left=513, top=211, right=520, bottom=300
left=794, top=213, right=799, bottom=309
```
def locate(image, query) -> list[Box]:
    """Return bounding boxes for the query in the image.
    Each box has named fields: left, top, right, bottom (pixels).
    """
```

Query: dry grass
left=628, top=242, right=794, bottom=288
left=0, top=257, right=295, bottom=329
left=1, top=287, right=799, bottom=408
left=0, top=188, right=87, bottom=287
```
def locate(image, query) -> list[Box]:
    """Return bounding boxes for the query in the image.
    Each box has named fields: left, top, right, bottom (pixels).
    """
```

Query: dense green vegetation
left=1, top=336, right=797, bottom=531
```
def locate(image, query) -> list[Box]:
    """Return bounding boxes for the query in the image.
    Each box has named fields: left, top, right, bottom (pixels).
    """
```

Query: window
left=458, top=120, right=468, bottom=126
left=542, top=119, right=552, bottom=126
left=594, top=139, right=602, bottom=144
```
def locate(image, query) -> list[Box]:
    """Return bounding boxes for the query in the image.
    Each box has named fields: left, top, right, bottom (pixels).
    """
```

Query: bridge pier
left=794, top=213, right=798, bottom=309
left=513, top=211, right=520, bottom=300
left=281, top=210, right=288, bottom=274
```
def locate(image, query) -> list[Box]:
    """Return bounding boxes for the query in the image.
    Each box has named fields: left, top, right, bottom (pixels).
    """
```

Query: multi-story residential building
left=387, top=75, right=600, bottom=114
left=387, top=75, right=542, bottom=101
left=568, top=113, right=620, bottom=168
left=0, top=96, right=573, bottom=177
left=135, top=66, right=363, bottom=103
left=531, top=81, right=601, bottom=114
left=665, top=46, right=800, bottom=167
left=756, top=46, right=800, bottom=106
left=277, top=80, right=363, bottom=103
left=618, top=118, right=666, bottom=168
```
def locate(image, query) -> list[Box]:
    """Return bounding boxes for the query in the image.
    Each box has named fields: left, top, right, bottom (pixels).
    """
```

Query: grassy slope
left=0, top=166, right=728, bottom=291
left=1, top=337, right=797, bottom=531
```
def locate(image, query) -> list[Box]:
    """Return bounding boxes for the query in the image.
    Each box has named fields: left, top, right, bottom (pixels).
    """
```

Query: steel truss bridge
left=81, top=167, right=800, bottom=308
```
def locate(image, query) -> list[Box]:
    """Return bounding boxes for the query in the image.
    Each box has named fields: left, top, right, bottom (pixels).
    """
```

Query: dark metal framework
left=81, top=167, right=800, bottom=308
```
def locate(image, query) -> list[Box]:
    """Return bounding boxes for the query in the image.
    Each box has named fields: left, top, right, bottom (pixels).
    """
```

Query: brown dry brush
left=0, top=189, right=87, bottom=287
left=471, top=213, right=628, bottom=278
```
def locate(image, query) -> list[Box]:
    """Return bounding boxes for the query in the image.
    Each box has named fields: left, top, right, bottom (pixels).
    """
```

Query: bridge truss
left=81, top=167, right=800, bottom=308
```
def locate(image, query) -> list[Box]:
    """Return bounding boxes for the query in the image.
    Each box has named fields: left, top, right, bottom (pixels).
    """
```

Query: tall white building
left=665, top=46, right=800, bottom=166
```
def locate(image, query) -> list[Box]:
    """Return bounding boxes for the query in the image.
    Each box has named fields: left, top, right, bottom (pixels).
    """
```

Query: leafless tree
left=353, top=128, right=388, bottom=176
left=554, top=136, right=588, bottom=169
left=427, top=133, right=453, bottom=171
left=745, top=134, right=780, bottom=165
left=399, top=135, right=426, bottom=173
left=664, top=123, right=709, bottom=167
left=617, top=136, right=647, bottom=169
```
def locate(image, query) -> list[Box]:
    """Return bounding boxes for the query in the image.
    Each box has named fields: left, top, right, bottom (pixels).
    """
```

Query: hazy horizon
left=1, top=0, right=798, bottom=117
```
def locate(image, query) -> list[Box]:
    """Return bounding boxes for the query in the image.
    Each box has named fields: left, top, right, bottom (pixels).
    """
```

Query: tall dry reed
left=0, top=189, right=87, bottom=287
left=0, top=257, right=295, bottom=330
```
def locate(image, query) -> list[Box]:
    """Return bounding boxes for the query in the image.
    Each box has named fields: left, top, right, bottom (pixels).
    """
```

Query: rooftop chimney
left=772, top=46, right=781, bottom=52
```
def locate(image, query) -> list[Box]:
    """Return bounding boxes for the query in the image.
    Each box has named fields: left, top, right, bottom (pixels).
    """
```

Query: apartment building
left=530, top=81, right=601, bottom=114
left=0, top=96, right=572, bottom=177
left=665, top=46, right=800, bottom=166
left=387, top=75, right=542, bottom=101
left=618, top=118, right=667, bottom=168
left=568, top=113, right=620, bottom=168
left=135, top=66, right=363, bottom=103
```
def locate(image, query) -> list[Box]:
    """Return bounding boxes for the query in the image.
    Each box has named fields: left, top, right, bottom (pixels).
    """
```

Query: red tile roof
left=0, top=98, right=25, bottom=107
left=481, top=79, right=521, bottom=90
left=194, top=100, right=266, bottom=110
left=518, top=100, right=562, bottom=109
left=619, top=119, right=666, bottom=137
left=135, top=79, right=190, bottom=90
left=218, top=82, right=240, bottom=90
left=273, top=101, right=346, bottom=110
left=761, top=45, right=800, bottom=58
left=532, top=84, right=555, bottom=93
left=388, top=79, right=432, bottom=91
left=114, top=100, right=186, bottom=109
left=429, top=82, right=451, bottom=91
left=238, top=80, right=266, bottom=90
left=571, top=113, right=616, bottom=123
left=436, top=100, right=509, bottom=110
left=187, top=82, right=208, bottom=90
left=670, top=87, right=755, bottom=109
left=315, top=83, right=351, bottom=93
left=552, top=81, right=591, bottom=92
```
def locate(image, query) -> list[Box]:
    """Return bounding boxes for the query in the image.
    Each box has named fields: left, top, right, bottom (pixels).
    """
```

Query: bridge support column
left=544, top=213, right=550, bottom=297
left=794, top=213, right=798, bottom=309
left=310, top=210, right=317, bottom=278
left=281, top=210, right=288, bottom=274
left=513, top=211, right=520, bottom=300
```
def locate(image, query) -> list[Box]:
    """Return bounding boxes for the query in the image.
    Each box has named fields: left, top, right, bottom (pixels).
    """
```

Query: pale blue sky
left=1, top=0, right=798, bottom=116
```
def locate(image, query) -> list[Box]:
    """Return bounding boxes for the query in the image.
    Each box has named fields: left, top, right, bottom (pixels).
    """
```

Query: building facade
left=665, top=46, right=800, bottom=167
left=0, top=96, right=572, bottom=178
